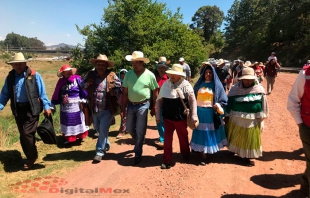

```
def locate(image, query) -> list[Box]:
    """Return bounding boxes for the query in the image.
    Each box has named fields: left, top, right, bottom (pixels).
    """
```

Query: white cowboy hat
left=89, top=54, right=114, bottom=67
left=7, top=52, right=27, bottom=64
left=165, top=64, right=185, bottom=77
left=125, top=51, right=150, bottom=63
left=217, top=59, right=225, bottom=65
left=57, top=64, right=77, bottom=77
left=238, top=67, right=257, bottom=80
left=179, top=57, right=185, bottom=62
left=243, top=61, right=252, bottom=67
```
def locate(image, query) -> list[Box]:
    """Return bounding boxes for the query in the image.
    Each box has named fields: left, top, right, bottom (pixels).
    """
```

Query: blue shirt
left=0, top=69, right=51, bottom=111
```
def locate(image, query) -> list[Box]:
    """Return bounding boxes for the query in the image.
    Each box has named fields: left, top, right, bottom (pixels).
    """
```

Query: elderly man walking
left=82, top=54, right=122, bottom=163
left=179, top=57, right=191, bottom=82
left=0, top=52, right=51, bottom=170
left=121, top=51, right=158, bottom=165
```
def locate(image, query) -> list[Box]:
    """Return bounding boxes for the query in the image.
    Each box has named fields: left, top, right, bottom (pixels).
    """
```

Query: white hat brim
left=165, top=70, right=185, bottom=77
left=7, top=60, right=27, bottom=64
left=125, top=55, right=150, bottom=63
left=238, top=75, right=257, bottom=80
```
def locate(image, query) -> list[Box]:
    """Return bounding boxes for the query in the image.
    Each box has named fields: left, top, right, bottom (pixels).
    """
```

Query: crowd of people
left=1, top=50, right=309, bottom=197
left=0, top=51, right=273, bottom=168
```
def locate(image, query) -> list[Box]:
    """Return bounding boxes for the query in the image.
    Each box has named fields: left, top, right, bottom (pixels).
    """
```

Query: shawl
left=228, top=81, right=265, bottom=97
left=51, top=75, right=83, bottom=104
left=193, top=65, right=228, bottom=107
left=227, top=81, right=268, bottom=119
left=157, top=78, right=193, bottom=100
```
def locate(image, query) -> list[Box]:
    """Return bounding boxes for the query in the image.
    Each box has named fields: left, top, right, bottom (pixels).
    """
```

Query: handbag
left=81, top=103, right=93, bottom=126
left=213, top=111, right=222, bottom=130
left=37, top=115, right=57, bottom=144
left=176, top=91, right=199, bottom=130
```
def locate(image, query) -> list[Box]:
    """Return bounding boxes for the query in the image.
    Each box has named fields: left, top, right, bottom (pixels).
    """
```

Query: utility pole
left=7, top=44, right=8, bottom=53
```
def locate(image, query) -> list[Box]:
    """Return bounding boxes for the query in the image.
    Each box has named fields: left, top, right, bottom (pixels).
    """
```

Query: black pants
left=299, top=123, right=310, bottom=195
left=14, top=104, right=39, bottom=160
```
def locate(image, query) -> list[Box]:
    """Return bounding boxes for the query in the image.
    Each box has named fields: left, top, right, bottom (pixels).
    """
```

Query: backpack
left=37, top=116, right=57, bottom=144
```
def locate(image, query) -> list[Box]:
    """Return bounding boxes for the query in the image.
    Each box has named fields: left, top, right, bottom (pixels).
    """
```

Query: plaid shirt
left=82, top=71, right=122, bottom=113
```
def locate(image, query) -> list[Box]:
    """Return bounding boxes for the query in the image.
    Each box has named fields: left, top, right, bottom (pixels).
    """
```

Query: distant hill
left=46, top=43, right=76, bottom=50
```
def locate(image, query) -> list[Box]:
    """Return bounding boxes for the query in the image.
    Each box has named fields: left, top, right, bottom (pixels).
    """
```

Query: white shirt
left=287, top=70, right=305, bottom=124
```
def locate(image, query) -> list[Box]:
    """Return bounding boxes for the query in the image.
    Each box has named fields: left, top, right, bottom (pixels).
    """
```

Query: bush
left=0, top=53, right=12, bottom=60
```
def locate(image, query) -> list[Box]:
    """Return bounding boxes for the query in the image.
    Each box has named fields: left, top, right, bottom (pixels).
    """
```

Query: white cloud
left=0, top=36, right=3, bottom=41
left=66, top=34, right=71, bottom=37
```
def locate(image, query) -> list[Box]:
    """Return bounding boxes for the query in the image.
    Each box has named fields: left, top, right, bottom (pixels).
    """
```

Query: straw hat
left=7, top=52, right=27, bottom=64
left=165, top=64, right=185, bottom=77
left=238, top=67, right=256, bottom=80
left=258, top=62, right=264, bottom=66
left=217, top=59, right=225, bottom=65
left=202, top=61, right=212, bottom=66
left=125, top=51, right=150, bottom=63
left=57, top=64, right=77, bottom=77
left=243, top=61, right=252, bottom=67
left=89, top=54, right=114, bottom=67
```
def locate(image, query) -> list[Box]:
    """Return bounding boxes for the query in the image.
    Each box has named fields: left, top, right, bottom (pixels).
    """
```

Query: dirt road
left=21, top=72, right=305, bottom=198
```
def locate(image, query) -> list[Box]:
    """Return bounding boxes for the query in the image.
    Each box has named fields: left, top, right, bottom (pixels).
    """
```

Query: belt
left=129, top=99, right=148, bottom=105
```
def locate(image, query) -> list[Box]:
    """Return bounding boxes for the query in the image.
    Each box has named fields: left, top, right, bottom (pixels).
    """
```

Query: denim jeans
left=93, top=110, right=113, bottom=157
left=126, top=101, right=149, bottom=157
left=157, top=108, right=165, bottom=143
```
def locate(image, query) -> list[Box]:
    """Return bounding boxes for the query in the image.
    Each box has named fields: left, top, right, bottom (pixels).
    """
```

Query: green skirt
left=226, top=116, right=262, bottom=158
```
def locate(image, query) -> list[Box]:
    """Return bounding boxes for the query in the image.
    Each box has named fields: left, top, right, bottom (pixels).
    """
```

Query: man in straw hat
left=0, top=52, right=51, bottom=170
left=287, top=63, right=310, bottom=197
left=122, top=51, right=158, bottom=165
left=225, top=67, right=268, bottom=166
left=215, top=59, right=231, bottom=91
left=81, top=54, right=122, bottom=163
left=156, top=64, right=198, bottom=169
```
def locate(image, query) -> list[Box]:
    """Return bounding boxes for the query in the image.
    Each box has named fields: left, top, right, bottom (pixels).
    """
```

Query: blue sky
left=0, top=0, right=234, bottom=46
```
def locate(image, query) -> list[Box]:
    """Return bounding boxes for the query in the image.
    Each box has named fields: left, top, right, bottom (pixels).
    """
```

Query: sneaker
left=23, top=159, right=37, bottom=170
left=93, top=155, right=102, bottom=163
left=116, top=132, right=125, bottom=139
left=131, top=157, right=141, bottom=166
left=160, top=163, right=171, bottom=169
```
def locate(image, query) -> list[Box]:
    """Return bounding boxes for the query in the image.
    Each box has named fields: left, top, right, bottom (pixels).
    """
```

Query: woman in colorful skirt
left=190, top=64, right=228, bottom=165
left=225, top=67, right=268, bottom=166
left=51, top=64, right=89, bottom=144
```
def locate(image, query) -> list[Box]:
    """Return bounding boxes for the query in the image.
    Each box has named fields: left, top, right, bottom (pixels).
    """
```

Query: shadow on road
left=221, top=189, right=304, bottom=198
left=0, top=150, right=23, bottom=172
left=250, top=173, right=302, bottom=190
left=257, top=148, right=304, bottom=162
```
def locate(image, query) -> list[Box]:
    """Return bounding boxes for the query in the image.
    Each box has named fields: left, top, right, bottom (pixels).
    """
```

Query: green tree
left=74, top=0, right=206, bottom=77
left=190, top=5, right=224, bottom=43
left=4, top=32, right=45, bottom=50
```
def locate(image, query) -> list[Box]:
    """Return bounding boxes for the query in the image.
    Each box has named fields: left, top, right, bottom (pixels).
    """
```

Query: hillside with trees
left=1, top=32, right=46, bottom=50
